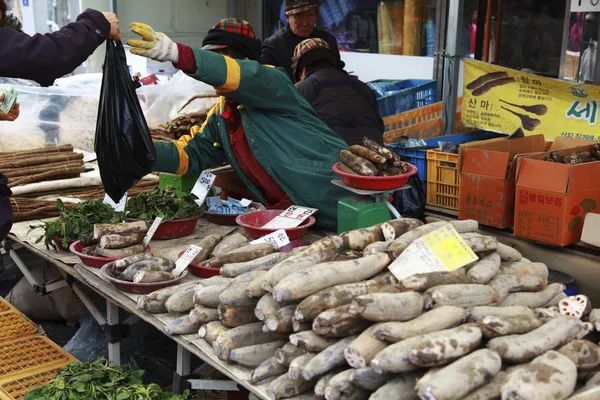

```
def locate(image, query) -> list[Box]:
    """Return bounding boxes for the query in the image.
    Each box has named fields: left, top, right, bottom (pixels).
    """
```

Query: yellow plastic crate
left=0, top=312, right=42, bottom=344
left=383, top=97, right=464, bottom=132
left=426, top=150, right=460, bottom=210
left=0, top=300, right=11, bottom=315
left=0, top=368, right=60, bottom=400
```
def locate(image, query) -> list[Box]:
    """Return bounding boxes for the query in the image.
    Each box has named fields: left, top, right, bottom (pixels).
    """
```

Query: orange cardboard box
left=514, top=144, right=600, bottom=246
left=459, top=135, right=546, bottom=228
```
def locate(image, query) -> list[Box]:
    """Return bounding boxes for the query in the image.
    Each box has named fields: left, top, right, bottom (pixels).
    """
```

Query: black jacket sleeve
left=0, top=174, right=13, bottom=243
left=261, top=38, right=294, bottom=81
left=295, top=79, right=317, bottom=104
left=0, top=9, right=110, bottom=87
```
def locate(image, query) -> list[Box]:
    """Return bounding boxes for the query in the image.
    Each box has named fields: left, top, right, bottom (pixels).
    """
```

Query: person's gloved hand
left=0, top=94, right=20, bottom=122
left=128, top=23, right=178, bottom=63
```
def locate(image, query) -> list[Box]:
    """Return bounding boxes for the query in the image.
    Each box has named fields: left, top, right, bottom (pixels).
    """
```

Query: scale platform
left=332, top=180, right=411, bottom=234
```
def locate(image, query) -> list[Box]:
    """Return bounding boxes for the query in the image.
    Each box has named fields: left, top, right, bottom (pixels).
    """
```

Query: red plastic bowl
left=332, top=162, right=417, bottom=190
left=179, top=251, right=221, bottom=278
left=69, top=241, right=151, bottom=268
left=100, top=264, right=187, bottom=294
left=235, top=210, right=315, bottom=240
left=129, top=216, right=201, bottom=240
left=52, top=237, right=76, bottom=252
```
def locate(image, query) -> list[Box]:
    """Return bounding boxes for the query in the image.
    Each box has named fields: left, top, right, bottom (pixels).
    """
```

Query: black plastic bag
left=392, top=175, right=426, bottom=221
left=95, top=41, right=156, bottom=202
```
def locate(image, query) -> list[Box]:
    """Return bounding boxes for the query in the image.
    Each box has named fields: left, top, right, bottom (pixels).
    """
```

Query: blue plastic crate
left=376, top=80, right=438, bottom=118
left=387, top=130, right=507, bottom=182
left=367, top=80, right=406, bottom=98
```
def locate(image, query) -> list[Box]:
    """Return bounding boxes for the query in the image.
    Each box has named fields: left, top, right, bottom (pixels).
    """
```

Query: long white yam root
left=218, top=305, right=257, bottom=327
left=372, top=306, right=466, bottom=343
left=496, top=242, right=522, bottom=261
left=343, top=325, right=388, bottom=369
left=467, top=305, right=536, bottom=322
left=467, top=252, right=501, bottom=284
left=369, top=374, right=420, bottom=400
left=349, top=292, right=423, bottom=322
left=408, top=324, right=482, bottom=367
left=559, top=340, right=600, bottom=370
left=416, top=349, right=502, bottom=400
left=290, top=331, right=338, bottom=352
left=499, top=283, right=565, bottom=308
left=265, top=305, right=297, bottom=332
left=462, top=371, right=507, bottom=400
left=229, top=341, right=287, bottom=367
left=212, top=322, right=287, bottom=361
left=288, top=353, right=316, bottom=380
left=486, top=316, right=584, bottom=363
left=273, top=253, right=392, bottom=302
left=302, top=336, right=358, bottom=381
left=324, top=369, right=365, bottom=400
left=198, top=321, right=229, bottom=344
left=315, top=370, right=343, bottom=397
left=267, top=373, right=314, bottom=399
left=501, top=351, right=577, bottom=400
left=313, top=305, right=372, bottom=338
left=488, top=273, right=548, bottom=302
left=500, top=261, right=549, bottom=277
left=349, top=367, right=387, bottom=391
left=424, top=284, right=499, bottom=309
left=275, top=342, right=306, bottom=366
left=399, top=270, right=471, bottom=292
left=251, top=356, right=287, bottom=384
left=478, top=314, right=543, bottom=339
left=387, top=221, right=448, bottom=255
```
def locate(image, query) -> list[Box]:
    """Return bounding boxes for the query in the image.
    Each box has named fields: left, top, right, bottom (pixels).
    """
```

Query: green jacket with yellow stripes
left=153, top=47, right=349, bottom=232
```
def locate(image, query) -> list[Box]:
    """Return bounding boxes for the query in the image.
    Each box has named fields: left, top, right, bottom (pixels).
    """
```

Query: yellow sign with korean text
left=462, top=59, right=600, bottom=142
left=420, top=224, right=478, bottom=272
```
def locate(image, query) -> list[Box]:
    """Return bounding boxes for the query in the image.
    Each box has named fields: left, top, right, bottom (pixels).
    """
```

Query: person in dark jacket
left=293, top=38, right=384, bottom=146
left=0, top=6, right=121, bottom=87
left=261, top=0, right=344, bottom=81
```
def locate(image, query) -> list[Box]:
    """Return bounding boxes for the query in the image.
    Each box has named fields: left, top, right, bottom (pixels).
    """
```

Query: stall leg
left=173, top=344, right=192, bottom=394
left=107, top=300, right=121, bottom=366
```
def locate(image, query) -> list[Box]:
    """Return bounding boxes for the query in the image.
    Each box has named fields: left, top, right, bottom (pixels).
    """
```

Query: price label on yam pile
left=389, top=224, right=478, bottom=281
left=143, top=217, right=163, bottom=247
left=192, top=171, right=216, bottom=207
left=251, top=229, right=290, bottom=249
left=173, top=244, right=202, bottom=277
left=262, top=205, right=318, bottom=229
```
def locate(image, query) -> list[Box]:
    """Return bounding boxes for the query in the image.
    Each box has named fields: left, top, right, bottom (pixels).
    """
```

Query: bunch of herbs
left=126, top=187, right=202, bottom=222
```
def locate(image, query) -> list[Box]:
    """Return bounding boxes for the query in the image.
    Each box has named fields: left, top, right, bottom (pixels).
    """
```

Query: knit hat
left=202, top=18, right=262, bottom=61
left=292, top=38, right=334, bottom=81
left=284, top=0, right=319, bottom=16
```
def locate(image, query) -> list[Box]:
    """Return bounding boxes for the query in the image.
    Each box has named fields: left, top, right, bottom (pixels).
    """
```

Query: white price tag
left=104, top=192, right=128, bottom=212
left=143, top=217, right=163, bottom=247
left=191, top=171, right=216, bottom=207
left=240, top=198, right=253, bottom=207
left=173, top=245, right=202, bottom=277
left=251, top=229, right=290, bottom=249
left=262, top=205, right=318, bottom=229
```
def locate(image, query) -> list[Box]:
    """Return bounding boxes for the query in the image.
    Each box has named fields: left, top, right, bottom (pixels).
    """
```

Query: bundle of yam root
left=546, top=144, right=600, bottom=165
left=128, top=218, right=600, bottom=399
left=80, top=221, right=149, bottom=259
left=338, top=137, right=410, bottom=177
left=11, top=197, right=77, bottom=222
left=0, top=145, right=85, bottom=188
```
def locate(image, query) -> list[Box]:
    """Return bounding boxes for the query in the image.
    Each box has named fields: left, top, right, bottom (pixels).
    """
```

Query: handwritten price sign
left=263, top=205, right=318, bottom=229
left=191, top=171, right=216, bottom=207
left=251, top=229, right=290, bottom=249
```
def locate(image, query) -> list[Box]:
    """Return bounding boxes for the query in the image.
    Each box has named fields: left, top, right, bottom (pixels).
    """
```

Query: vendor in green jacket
left=127, top=19, right=348, bottom=231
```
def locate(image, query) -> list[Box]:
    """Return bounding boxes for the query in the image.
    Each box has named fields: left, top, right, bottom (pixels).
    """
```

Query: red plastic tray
left=51, top=238, right=75, bottom=252
left=129, top=215, right=201, bottom=240
left=100, top=264, right=187, bottom=294
left=332, top=162, right=417, bottom=190
left=235, top=210, right=315, bottom=240
left=179, top=251, right=221, bottom=278
left=69, top=241, right=151, bottom=268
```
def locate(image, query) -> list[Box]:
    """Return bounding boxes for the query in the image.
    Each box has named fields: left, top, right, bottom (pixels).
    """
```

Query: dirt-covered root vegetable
left=372, top=306, right=466, bottom=343
left=424, top=284, right=499, bottom=309
left=534, top=307, right=561, bottom=322
left=164, top=315, right=200, bottom=336
left=343, top=325, right=388, bottom=369
left=212, top=322, right=287, bottom=361
left=192, top=282, right=230, bottom=308
left=478, top=314, right=542, bottom=339
left=500, top=261, right=549, bottom=277
left=349, top=368, right=387, bottom=392
left=461, top=371, right=507, bottom=400
left=246, top=276, right=268, bottom=298
left=290, top=331, right=339, bottom=352
left=315, top=370, right=343, bottom=397
left=275, top=342, right=306, bottom=366
left=262, top=236, right=345, bottom=291
left=487, top=273, right=548, bottom=303
left=348, top=145, right=388, bottom=165
left=93, top=221, right=148, bottom=239
left=267, top=373, right=315, bottom=399
left=188, top=305, right=219, bottom=325
left=486, top=316, right=584, bottom=363
left=204, top=244, right=277, bottom=269
left=96, top=244, right=147, bottom=259
left=229, top=341, right=287, bottom=368
left=339, top=150, right=378, bottom=176
left=273, top=253, right=393, bottom=302
left=416, top=349, right=502, bottom=400
left=191, top=234, right=222, bottom=265
left=558, top=294, right=592, bottom=319
left=218, top=305, right=258, bottom=327
left=99, top=232, right=144, bottom=249
left=221, top=252, right=291, bottom=277
left=132, top=270, right=174, bottom=283
left=408, top=323, right=483, bottom=367
left=577, top=322, right=594, bottom=340
left=369, top=374, right=419, bottom=400
left=400, top=270, right=471, bottom=292
left=118, top=257, right=175, bottom=281
left=254, top=293, right=283, bottom=321
left=387, top=221, right=448, bottom=255
left=251, top=356, right=287, bottom=384
left=110, top=252, right=156, bottom=274
left=363, top=241, right=390, bottom=255
left=370, top=335, right=424, bottom=374
left=349, top=292, right=423, bottom=322
left=501, top=351, right=577, bottom=400
left=165, top=284, right=197, bottom=313
left=496, top=242, right=522, bottom=261
left=288, top=352, right=316, bottom=380
left=198, top=321, right=229, bottom=344
left=137, top=282, right=196, bottom=313
left=385, top=218, right=424, bottom=239
left=295, top=280, right=399, bottom=323
left=302, top=336, right=358, bottom=381
left=499, top=283, right=566, bottom=308
left=588, top=309, right=600, bottom=330
left=559, top=340, right=600, bottom=370
left=265, top=305, right=297, bottom=332
left=313, top=305, right=372, bottom=338
left=544, top=292, right=567, bottom=307
left=196, top=276, right=233, bottom=287
left=324, top=369, right=365, bottom=400
left=218, top=271, right=264, bottom=307
left=211, top=233, right=248, bottom=257
left=292, top=318, right=310, bottom=332
left=340, top=225, right=384, bottom=251
left=467, top=252, right=501, bottom=284
left=461, top=234, right=498, bottom=253
left=467, top=305, right=536, bottom=322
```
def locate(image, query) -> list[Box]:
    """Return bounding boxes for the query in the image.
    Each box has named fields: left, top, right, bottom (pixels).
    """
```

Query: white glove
left=127, top=22, right=179, bottom=63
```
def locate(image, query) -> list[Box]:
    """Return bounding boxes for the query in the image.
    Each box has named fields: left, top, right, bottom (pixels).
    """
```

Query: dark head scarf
left=201, top=18, right=262, bottom=61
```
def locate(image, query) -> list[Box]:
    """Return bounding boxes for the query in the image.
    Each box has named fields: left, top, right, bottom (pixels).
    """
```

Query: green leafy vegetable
left=25, top=358, right=189, bottom=400
left=31, top=199, right=125, bottom=250
left=126, top=187, right=202, bottom=222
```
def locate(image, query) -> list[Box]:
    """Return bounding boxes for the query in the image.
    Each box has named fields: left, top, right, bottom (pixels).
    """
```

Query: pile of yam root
left=130, top=219, right=600, bottom=399
left=546, top=144, right=600, bottom=165
left=338, top=137, right=410, bottom=177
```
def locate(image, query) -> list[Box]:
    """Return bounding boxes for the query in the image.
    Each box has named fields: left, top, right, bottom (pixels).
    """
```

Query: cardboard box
left=514, top=144, right=600, bottom=246
left=459, top=135, right=547, bottom=228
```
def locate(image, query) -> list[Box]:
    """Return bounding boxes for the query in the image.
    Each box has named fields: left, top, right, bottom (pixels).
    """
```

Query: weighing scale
left=332, top=179, right=410, bottom=234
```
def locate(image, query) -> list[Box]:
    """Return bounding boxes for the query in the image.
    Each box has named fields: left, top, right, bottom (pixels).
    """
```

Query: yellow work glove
left=127, top=22, right=179, bottom=63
